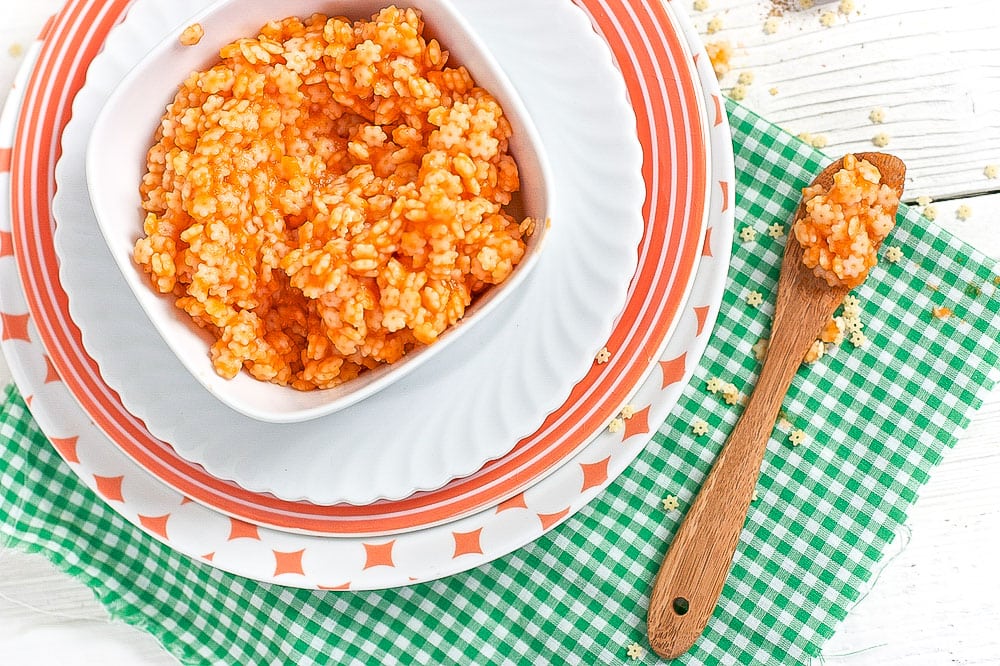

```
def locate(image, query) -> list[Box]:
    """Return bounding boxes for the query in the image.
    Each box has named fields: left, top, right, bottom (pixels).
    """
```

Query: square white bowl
left=86, top=0, right=552, bottom=423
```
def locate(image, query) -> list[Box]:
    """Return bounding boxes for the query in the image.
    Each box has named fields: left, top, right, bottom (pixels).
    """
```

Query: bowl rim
left=84, top=0, right=554, bottom=423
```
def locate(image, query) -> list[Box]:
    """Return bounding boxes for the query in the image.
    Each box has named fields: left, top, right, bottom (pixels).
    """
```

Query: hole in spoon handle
left=672, top=597, right=689, bottom=615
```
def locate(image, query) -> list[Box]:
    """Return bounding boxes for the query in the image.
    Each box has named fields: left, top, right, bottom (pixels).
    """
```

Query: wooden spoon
left=646, top=152, right=906, bottom=659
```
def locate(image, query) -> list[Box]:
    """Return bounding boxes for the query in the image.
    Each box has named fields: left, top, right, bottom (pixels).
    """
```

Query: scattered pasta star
left=915, top=195, right=933, bottom=207
left=956, top=204, right=973, bottom=221
left=626, top=642, right=645, bottom=660
left=179, top=23, right=205, bottom=47
left=730, top=84, right=748, bottom=101
left=752, top=337, right=770, bottom=361
left=693, top=0, right=709, bottom=10
left=746, top=290, right=764, bottom=307
left=803, top=339, right=825, bottom=364
left=872, top=132, right=891, bottom=148
left=662, top=495, right=680, bottom=511
left=885, top=246, right=904, bottom=263
left=769, top=87, right=779, bottom=96
left=843, top=316, right=864, bottom=334
left=595, top=347, right=611, bottom=364
left=767, top=222, right=785, bottom=238
left=706, top=377, right=723, bottom=393
left=849, top=329, right=867, bottom=347
left=932, top=306, right=953, bottom=320
left=8, top=43, right=24, bottom=58
left=740, top=226, right=758, bottom=242
left=608, top=417, right=625, bottom=434
left=820, top=316, right=845, bottom=345
left=789, top=429, right=806, bottom=446
left=738, top=70, right=755, bottom=86
left=868, top=107, right=886, bottom=124
left=620, top=404, right=637, bottom=420
left=985, top=164, right=1000, bottom=179
left=707, top=16, right=724, bottom=33
left=819, top=11, right=837, bottom=27
left=705, top=40, right=733, bottom=78
left=799, top=0, right=815, bottom=8
left=838, top=0, right=855, bottom=14
left=692, top=419, right=709, bottom=436
left=751, top=486, right=759, bottom=501
left=721, top=383, right=740, bottom=405
left=922, top=204, right=938, bottom=221
left=810, top=134, right=829, bottom=149
left=763, top=16, right=781, bottom=34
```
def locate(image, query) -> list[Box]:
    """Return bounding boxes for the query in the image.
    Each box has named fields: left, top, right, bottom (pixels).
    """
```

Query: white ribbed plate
left=51, top=0, right=645, bottom=505
left=0, top=0, right=731, bottom=586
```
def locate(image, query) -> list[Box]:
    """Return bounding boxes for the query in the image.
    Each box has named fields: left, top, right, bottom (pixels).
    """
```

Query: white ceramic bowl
left=86, top=0, right=552, bottom=423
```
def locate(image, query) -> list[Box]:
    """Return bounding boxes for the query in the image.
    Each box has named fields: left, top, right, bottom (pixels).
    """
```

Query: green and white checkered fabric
left=3, top=101, right=1000, bottom=665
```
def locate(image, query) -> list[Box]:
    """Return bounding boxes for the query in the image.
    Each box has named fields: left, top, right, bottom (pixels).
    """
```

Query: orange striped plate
left=10, top=0, right=710, bottom=535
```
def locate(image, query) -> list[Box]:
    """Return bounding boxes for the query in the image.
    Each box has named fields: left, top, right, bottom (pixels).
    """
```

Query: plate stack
left=0, top=0, right=733, bottom=589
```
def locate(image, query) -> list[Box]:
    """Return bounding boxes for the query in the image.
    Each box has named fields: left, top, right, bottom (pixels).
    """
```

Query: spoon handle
left=646, top=298, right=823, bottom=659
left=646, top=152, right=905, bottom=659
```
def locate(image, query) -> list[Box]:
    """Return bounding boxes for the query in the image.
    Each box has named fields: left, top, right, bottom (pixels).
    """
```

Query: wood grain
left=687, top=0, right=1000, bottom=202
left=647, top=154, right=905, bottom=658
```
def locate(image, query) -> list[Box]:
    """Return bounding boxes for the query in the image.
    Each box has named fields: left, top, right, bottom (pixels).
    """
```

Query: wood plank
left=683, top=0, right=1000, bottom=202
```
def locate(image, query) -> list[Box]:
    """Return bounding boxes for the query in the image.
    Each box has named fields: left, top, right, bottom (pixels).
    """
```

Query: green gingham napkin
left=3, top=100, right=1000, bottom=665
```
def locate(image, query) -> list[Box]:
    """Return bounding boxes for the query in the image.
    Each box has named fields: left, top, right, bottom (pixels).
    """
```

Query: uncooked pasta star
left=752, top=337, right=769, bottom=361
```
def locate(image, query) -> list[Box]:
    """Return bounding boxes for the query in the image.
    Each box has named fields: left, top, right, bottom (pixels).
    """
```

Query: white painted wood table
left=1, top=1, right=998, bottom=663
